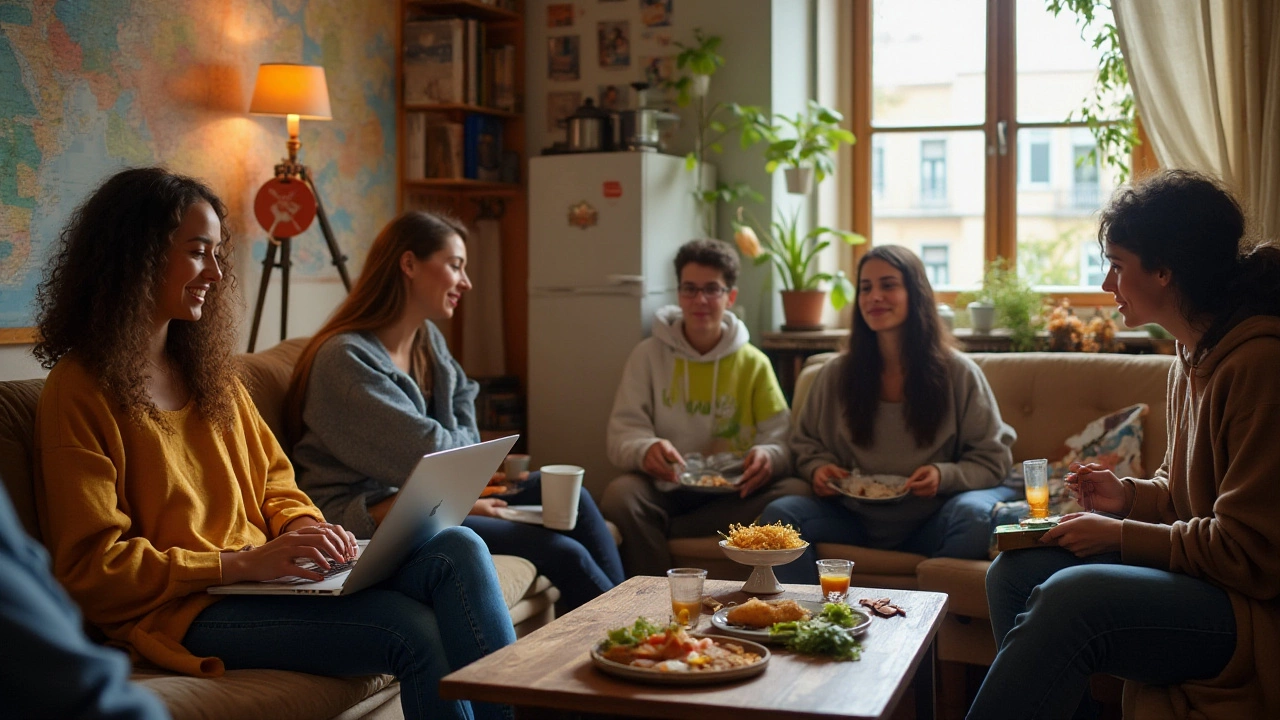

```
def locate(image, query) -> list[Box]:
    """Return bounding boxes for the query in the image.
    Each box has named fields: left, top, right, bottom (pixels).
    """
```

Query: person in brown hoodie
left=969, top=169, right=1280, bottom=720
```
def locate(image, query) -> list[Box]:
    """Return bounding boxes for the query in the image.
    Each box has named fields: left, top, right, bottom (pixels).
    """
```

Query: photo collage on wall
left=543, top=0, right=680, bottom=141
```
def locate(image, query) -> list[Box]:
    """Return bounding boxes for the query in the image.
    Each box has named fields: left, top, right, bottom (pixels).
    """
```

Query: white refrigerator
left=527, top=152, right=713, bottom=497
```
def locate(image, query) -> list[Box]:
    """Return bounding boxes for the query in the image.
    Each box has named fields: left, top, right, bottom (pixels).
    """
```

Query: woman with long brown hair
left=761, top=244, right=1017, bottom=583
left=286, top=210, right=623, bottom=612
left=33, top=167, right=514, bottom=720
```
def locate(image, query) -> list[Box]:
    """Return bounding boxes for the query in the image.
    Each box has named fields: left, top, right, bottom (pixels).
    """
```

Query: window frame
left=848, top=0, right=1151, bottom=308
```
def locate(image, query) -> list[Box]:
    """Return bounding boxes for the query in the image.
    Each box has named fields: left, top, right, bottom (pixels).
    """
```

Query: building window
left=921, top=243, right=950, bottom=286
left=1072, top=144, right=1101, bottom=208
left=919, top=139, right=947, bottom=205
left=1080, top=243, right=1107, bottom=287
left=872, top=141, right=885, bottom=196
left=1020, top=130, right=1051, bottom=186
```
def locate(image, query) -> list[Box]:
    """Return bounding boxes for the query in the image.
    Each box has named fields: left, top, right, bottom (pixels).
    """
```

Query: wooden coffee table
left=440, top=576, right=948, bottom=720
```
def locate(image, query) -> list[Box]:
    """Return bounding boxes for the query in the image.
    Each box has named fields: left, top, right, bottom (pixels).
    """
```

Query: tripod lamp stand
left=247, top=63, right=352, bottom=352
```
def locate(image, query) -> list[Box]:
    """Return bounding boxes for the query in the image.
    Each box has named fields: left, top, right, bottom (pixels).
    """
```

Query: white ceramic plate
left=590, top=634, right=770, bottom=685
left=493, top=505, right=543, bottom=525
left=673, top=471, right=744, bottom=494
left=831, top=474, right=910, bottom=504
left=710, top=601, right=873, bottom=643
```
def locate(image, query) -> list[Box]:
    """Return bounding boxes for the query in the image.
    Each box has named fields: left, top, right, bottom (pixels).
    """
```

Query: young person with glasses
left=601, top=239, right=809, bottom=576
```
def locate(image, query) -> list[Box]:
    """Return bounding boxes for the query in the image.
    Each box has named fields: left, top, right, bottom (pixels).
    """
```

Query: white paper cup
left=539, top=464, right=584, bottom=531
left=504, top=454, right=530, bottom=478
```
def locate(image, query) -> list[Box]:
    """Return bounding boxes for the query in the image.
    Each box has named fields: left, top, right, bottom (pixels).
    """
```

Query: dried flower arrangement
left=1046, top=300, right=1123, bottom=353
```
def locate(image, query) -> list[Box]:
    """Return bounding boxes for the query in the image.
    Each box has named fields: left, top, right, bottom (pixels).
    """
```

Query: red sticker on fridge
left=602, top=181, right=623, bottom=198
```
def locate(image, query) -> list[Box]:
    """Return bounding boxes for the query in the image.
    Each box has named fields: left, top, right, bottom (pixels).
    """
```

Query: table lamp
left=246, top=63, right=350, bottom=351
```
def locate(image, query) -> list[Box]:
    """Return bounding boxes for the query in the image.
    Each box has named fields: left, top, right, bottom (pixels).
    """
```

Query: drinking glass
left=1023, top=458, right=1050, bottom=519
left=667, top=568, right=707, bottom=627
left=816, top=558, right=854, bottom=603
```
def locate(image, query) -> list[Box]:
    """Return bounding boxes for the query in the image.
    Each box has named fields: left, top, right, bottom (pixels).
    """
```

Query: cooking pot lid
left=569, top=98, right=610, bottom=120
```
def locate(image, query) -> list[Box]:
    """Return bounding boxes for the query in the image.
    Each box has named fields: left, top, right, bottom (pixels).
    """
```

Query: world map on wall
left=0, top=0, right=396, bottom=331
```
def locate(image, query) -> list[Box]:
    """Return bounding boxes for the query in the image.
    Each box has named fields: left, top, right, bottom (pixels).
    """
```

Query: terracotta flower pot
left=781, top=290, right=827, bottom=331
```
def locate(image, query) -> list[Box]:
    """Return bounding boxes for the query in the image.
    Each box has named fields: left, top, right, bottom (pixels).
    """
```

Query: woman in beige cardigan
left=970, top=169, right=1280, bottom=719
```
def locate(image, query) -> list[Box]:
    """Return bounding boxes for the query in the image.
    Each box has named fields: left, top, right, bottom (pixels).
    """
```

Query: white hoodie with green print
left=606, top=306, right=791, bottom=477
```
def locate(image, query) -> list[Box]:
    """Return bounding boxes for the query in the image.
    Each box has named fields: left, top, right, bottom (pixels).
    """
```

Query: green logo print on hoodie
left=662, top=352, right=785, bottom=455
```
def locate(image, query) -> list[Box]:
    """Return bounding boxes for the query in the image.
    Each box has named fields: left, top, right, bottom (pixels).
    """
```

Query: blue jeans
left=0, top=486, right=169, bottom=720
left=464, top=472, right=624, bottom=612
left=969, top=547, right=1236, bottom=720
left=184, top=526, right=515, bottom=720
left=761, top=486, right=1018, bottom=584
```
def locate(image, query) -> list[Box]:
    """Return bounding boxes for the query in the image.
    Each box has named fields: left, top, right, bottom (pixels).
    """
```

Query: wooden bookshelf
left=396, top=0, right=527, bottom=392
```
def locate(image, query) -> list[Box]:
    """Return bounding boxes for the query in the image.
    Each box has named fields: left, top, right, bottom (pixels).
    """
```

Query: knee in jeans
left=433, top=526, right=489, bottom=563
left=759, top=497, right=804, bottom=526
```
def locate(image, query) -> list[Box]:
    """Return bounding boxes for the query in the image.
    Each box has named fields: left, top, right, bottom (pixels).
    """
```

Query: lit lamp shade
left=249, top=63, right=332, bottom=119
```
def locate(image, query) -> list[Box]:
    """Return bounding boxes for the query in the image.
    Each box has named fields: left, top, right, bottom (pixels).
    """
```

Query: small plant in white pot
left=733, top=206, right=866, bottom=329
left=670, top=29, right=723, bottom=103
left=735, top=100, right=856, bottom=194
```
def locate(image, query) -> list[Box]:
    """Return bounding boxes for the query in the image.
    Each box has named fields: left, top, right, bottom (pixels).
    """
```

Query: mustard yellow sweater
left=34, top=356, right=323, bottom=676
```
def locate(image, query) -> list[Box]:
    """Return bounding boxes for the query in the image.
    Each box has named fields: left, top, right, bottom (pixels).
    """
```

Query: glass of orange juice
left=667, top=568, right=707, bottom=627
left=1023, top=459, right=1050, bottom=519
left=816, top=559, right=854, bottom=603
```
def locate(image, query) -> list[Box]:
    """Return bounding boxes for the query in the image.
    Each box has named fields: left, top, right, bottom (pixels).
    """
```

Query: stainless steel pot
left=564, top=98, right=612, bottom=152
left=618, top=108, right=660, bottom=151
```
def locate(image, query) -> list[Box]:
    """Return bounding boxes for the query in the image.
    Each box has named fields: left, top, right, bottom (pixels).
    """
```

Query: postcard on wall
left=598, top=21, right=631, bottom=68
left=548, top=35, right=581, bottom=81
left=548, top=3, right=574, bottom=27
left=640, top=0, right=672, bottom=27
left=640, top=54, right=676, bottom=104
left=547, top=91, right=583, bottom=131
left=598, top=84, right=630, bottom=111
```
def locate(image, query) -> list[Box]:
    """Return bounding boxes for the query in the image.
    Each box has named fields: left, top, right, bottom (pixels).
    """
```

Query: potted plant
left=736, top=100, right=857, bottom=194
left=734, top=206, right=866, bottom=329
left=956, top=259, right=1046, bottom=351
left=666, top=29, right=759, bottom=235
left=670, top=29, right=723, bottom=103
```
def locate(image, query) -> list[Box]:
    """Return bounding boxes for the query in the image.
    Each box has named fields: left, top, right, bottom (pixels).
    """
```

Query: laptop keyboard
left=291, top=557, right=356, bottom=580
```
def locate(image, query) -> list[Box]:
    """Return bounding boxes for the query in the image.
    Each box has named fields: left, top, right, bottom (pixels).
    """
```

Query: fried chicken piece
left=724, top=597, right=812, bottom=628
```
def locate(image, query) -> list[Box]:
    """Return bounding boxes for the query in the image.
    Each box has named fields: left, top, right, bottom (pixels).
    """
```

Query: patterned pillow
left=990, top=403, right=1148, bottom=554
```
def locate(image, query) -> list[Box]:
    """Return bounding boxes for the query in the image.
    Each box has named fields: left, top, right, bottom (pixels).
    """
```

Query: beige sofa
left=667, top=351, right=1173, bottom=671
left=0, top=338, right=559, bottom=720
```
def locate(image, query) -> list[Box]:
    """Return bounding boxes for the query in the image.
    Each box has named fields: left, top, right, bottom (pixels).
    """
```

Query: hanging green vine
left=1045, top=0, right=1138, bottom=183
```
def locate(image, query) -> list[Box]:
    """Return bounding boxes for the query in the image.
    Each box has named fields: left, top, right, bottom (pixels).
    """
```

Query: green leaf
left=709, top=120, right=727, bottom=133
left=765, top=160, right=779, bottom=174
left=710, top=142, right=724, bottom=154
left=685, top=153, right=697, bottom=172
left=831, top=272, right=855, bottom=311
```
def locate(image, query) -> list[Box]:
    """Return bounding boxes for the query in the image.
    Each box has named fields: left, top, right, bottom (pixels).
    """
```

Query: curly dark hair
left=674, top=238, right=740, bottom=287
left=840, top=244, right=955, bottom=447
left=34, top=167, right=240, bottom=428
left=1099, top=168, right=1280, bottom=357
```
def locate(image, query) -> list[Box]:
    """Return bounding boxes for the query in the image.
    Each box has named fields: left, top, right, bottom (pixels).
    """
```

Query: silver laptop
left=210, top=435, right=518, bottom=597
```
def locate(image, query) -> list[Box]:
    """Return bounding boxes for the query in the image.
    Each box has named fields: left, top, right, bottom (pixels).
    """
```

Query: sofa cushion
left=916, top=557, right=992, bottom=618
left=0, top=378, right=43, bottom=541
left=235, top=337, right=309, bottom=442
left=130, top=668, right=395, bottom=720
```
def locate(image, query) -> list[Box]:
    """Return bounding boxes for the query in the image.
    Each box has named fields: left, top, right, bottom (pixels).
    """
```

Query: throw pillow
left=990, top=403, right=1148, bottom=555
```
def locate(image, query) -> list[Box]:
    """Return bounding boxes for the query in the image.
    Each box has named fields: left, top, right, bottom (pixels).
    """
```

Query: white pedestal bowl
left=718, top=540, right=809, bottom=595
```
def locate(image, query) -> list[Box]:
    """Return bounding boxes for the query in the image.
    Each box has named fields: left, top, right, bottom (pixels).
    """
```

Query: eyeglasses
left=677, top=283, right=731, bottom=299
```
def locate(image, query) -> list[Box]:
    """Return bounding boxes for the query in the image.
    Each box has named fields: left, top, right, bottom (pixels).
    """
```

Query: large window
left=921, top=243, right=951, bottom=286
left=854, top=0, right=1129, bottom=299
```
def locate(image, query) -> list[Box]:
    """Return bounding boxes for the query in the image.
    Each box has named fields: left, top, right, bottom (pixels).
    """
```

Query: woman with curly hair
left=33, top=167, right=514, bottom=720
left=760, top=245, right=1017, bottom=583
left=969, top=170, right=1280, bottom=719
left=284, top=210, right=623, bottom=612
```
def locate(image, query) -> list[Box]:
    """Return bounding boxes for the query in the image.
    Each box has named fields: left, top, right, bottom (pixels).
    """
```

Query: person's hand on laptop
left=643, top=440, right=684, bottom=482
left=469, top=498, right=508, bottom=517
left=219, top=520, right=357, bottom=584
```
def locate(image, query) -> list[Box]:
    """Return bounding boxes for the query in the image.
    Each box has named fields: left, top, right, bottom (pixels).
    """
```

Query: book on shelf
left=404, top=19, right=465, bottom=104
left=405, top=112, right=428, bottom=181
left=463, top=114, right=503, bottom=182
left=424, top=113, right=464, bottom=180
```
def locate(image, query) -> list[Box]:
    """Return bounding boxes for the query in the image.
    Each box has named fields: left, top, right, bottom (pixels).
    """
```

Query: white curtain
left=461, top=218, right=507, bottom=377
left=1114, top=0, right=1280, bottom=241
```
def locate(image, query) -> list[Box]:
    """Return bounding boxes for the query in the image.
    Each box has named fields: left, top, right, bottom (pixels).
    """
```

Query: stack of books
left=405, top=112, right=503, bottom=182
left=403, top=18, right=517, bottom=111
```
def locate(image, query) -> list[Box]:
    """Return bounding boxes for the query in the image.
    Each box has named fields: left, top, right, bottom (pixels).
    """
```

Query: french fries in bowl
left=718, top=522, right=809, bottom=594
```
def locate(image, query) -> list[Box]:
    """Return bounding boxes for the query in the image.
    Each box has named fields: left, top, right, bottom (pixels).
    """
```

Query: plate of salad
left=766, top=602, right=869, bottom=661
left=591, top=617, right=770, bottom=685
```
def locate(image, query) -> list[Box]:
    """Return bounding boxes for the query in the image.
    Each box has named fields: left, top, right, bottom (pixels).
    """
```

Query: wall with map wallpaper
left=0, top=0, right=396, bottom=378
